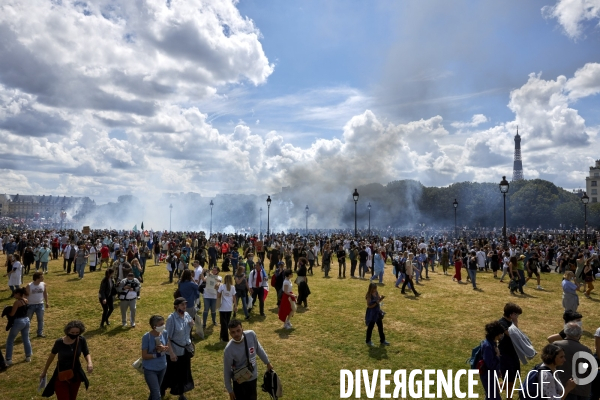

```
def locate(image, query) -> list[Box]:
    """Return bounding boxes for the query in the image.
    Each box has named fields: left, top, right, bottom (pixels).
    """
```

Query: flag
left=133, top=225, right=138, bottom=232
left=141, top=222, right=144, bottom=230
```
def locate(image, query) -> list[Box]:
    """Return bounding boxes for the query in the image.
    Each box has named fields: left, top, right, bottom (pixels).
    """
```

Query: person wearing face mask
left=223, top=319, right=273, bottom=400
left=480, top=321, right=505, bottom=400
left=40, top=320, right=93, bottom=400
left=142, top=315, right=169, bottom=400
left=98, top=268, right=117, bottom=328
left=117, top=272, right=140, bottom=327
left=161, top=297, right=194, bottom=400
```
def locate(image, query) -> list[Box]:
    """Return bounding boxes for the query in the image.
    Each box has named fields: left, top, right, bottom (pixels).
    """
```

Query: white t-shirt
left=218, top=284, right=236, bottom=312
left=194, top=266, right=203, bottom=283
left=283, top=278, right=292, bottom=294
left=8, top=261, right=22, bottom=286
left=28, top=282, right=45, bottom=304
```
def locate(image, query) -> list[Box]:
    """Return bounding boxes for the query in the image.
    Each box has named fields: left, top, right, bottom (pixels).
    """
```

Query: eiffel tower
left=512, top=128, right=524, bottom=181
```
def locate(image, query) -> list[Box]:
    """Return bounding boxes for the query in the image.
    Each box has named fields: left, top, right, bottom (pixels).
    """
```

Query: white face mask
left=154, top=325, right=166, bottom=333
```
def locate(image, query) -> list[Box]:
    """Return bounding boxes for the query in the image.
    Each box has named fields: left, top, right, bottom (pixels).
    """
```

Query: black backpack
left=2, top=305, right=15, bottom=331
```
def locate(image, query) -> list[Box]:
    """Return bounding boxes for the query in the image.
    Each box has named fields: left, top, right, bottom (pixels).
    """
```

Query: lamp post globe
left=353, top=189, right=359, bottom=238
left=499, top=176, right=510, bottom=248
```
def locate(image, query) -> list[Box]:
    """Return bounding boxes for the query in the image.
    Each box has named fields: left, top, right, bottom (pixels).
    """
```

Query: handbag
left=232, top=333, right=255, bottom=384
left=58, top=337, right=79, bottom=381
left=171, top=339, right=195, bottom=357
left=132, top=357, right=144, bottom=373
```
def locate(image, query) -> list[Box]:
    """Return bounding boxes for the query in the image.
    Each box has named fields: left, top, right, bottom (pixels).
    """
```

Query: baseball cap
left=174, top=297, right=187, bottom=306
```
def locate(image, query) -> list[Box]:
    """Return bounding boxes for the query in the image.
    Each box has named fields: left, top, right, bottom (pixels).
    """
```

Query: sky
left=1, top=0, right=600, bottom=205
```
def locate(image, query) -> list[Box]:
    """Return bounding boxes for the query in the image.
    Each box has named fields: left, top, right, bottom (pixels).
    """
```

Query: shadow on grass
left=203, top=342, right=226, bottom=352
left=368, top=346, right=388, bottom=360
left=66, top=278, right=80, bottom=282
left=274, top=328, right=293, bottom=339
left=268, top=307, right=278, bottom=314
left=84, top=326, right=130, bottom=339
left=295, top=307, right=309, bottom=314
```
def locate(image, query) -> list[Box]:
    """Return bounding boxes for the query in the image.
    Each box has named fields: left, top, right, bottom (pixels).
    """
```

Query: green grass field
left=1, top=255, right=598, bottom=400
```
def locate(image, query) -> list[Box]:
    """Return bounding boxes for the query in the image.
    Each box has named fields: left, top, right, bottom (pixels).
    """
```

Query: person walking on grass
left=278, top=270, right=296, bottom=330
left=364, top=283, right=390, bottom=347
left=5, top=288, right=32, bottom=366
left=40, top=320, right=93, bottom=400
left=452, top=248, right=463, bottom=283
left=399, top=253, right=420, bottom=297
left=141, top=315, right=169, bottom=400
left=370, top=247, right=385, bottom=284
left=223, top=319, right=273, bottom=400
left=117, top=272, right=140, bottom=328
left=467, top=251, right=478, bottom=290
left=218, top=275, right=237, bottom=343
left=26, top=272, right=49, bottom=338
left=582, top=259, right=595, bottom=299
left=161, top=298, right=194, bottom=400
left=98, top=268, right=116, bottom=328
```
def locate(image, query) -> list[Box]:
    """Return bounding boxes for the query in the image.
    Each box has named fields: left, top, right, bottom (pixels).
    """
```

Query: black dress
left=42, top=337, right=90, bottom=397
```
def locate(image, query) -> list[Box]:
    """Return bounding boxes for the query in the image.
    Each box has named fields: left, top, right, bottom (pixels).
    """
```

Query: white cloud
left=451, top=114, right=489, bottom=129
left=542, top=0, right=600, bottom=39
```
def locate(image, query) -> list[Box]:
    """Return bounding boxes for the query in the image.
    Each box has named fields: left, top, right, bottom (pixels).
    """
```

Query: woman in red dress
left=453, top=248, right=462, bottom=283
left=278, top=270, right=296, bottom=329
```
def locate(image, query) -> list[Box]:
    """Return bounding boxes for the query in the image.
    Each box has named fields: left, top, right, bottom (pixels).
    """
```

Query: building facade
left=586, top=160, right=600, bottom=203
left=0, top=194, right=96, bottom=219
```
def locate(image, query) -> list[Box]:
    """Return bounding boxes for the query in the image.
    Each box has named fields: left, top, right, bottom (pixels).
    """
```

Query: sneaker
left=122, top=323, right=127, bottom=327
left=25, top=356, right=31, bottom=362
left=37, top=334, right=46, bottom=338
left=131, top=324, right=136, bottom=328
left=366, top=341, right=374, bottom=347
left=537, top=285, right=543, bottom=290
left=6, top=360, right=12, bottom=366
left=245, top=316, right=250, bottom=320
left=380, top=341, right=390, bottom=346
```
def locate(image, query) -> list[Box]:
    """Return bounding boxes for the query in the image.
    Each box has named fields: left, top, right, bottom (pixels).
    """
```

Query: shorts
left=499, top=356, right=520, bottom=382
left=527, top=269, right=539, bottom=278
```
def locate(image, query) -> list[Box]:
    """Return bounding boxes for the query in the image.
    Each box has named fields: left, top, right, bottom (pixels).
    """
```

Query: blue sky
left=0, top=0, right=600, bottom=207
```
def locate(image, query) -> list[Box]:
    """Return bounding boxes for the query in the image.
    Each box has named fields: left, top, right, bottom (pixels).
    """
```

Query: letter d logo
left=572, top=351, right=598, bottom=386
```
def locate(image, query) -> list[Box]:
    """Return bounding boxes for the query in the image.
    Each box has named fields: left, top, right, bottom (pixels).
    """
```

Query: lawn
left=0, top=254, right=598, bottom=400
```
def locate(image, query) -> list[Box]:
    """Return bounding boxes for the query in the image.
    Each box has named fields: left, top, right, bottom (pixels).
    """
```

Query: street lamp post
left=353, top=189, right=359, bottom=238
left=46, top=208, right=49, bottom=227
left=581, top=192, right=589, bottom=248
left=259, top=207, right=263, bottom=239
left=60, top=208, right=65, bottom=230
left=367, top=202, right=371, bottom=237
left=453, top=199, right=458, bottom=239
left=305, top=205, right=309, bottom=233
left=499, top=176, right=510, bottom=248
left=169, top=203, right=173, bottom=232
left=209, top=200, right=214, bottom=238
left=266, top=196, right=272, bottom=239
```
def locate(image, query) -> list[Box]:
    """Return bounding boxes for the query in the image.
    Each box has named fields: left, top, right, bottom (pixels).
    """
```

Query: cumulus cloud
left=451, top=114, right=488, bottom=129
left=542, top=0, right=600, bottom=39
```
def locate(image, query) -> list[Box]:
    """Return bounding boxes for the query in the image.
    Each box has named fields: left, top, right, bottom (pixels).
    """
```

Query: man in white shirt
left=25, top=272, right=49, bottom=337
left=476, top=248, right=487, bottom=271
left=248, top=262, right=268, bottom=317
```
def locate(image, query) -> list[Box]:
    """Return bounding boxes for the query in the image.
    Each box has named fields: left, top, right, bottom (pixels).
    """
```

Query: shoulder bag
left=233, top=333, right=255, bottom=384
left=58, top=337, right=79, bottom=381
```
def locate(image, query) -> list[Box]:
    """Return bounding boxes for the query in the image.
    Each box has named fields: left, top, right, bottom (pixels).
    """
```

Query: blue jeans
left=395, top=272, right=405, bottom=286
left=235, top=293, right=249, bottom=318
left=76, top=262, right=86, bottom=278
left=468, top=269, right=477, bottom=288
left=9, top=285, right=19, bottom=293
left=144, top=367, right=166, bottom=400
left=371, top=270, right=384, bottom=283
left=40, top=262, right=48, bottom=273
left=6, top=317, right=32, bottom=361
left=202, top=298, right=217, bottom=326
left=27, top=304, right=45, bottom=336
left=415, top=267, right=421, bottom=283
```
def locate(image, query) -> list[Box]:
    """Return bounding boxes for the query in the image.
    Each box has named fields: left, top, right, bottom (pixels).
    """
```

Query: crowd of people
left=1, top=227, right=599, bottom=399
